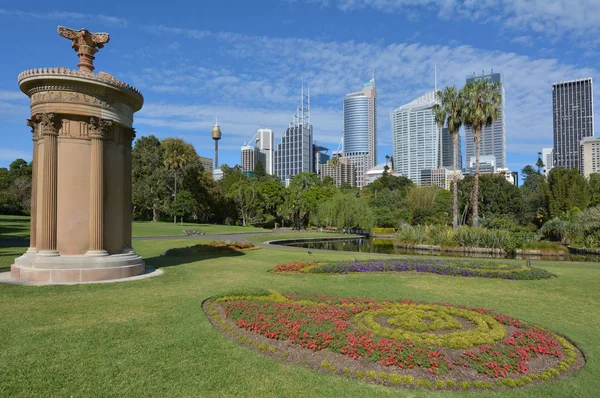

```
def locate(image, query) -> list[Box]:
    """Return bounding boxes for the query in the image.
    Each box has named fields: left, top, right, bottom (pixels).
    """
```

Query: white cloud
left=510, top=35, right=534, bottom=47
left=301, top=0, right=600, bottom=45
left=142, top=25, right=210, bottom=40
left=0, top=90, right=25, bottom=101
left=0, top=8, right=128, bottom=26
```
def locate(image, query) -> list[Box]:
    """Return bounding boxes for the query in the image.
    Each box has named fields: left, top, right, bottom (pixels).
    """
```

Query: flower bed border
left=203, top=292, right=584, bottom=391
left=271, top=259, right=555, bottom=280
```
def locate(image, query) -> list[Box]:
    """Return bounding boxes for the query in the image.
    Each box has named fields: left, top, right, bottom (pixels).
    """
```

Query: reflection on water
left=279, top=237, right=600, bottom=262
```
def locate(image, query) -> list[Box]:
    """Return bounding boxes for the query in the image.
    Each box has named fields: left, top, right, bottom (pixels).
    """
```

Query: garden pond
left=274, top=237, right=600, bottom=262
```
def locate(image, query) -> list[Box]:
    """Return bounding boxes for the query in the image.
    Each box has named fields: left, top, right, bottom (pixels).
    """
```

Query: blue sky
left=1, top=0, right=599, bottom=176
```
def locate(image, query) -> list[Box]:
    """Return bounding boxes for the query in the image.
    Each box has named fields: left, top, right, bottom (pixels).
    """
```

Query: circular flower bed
left=204, top=290, right=583, bottom=390
left=272, top=259, right=554, bottom=280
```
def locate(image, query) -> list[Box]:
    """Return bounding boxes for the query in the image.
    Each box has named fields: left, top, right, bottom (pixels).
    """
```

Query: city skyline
left=0, top=2, right=599, bottom=178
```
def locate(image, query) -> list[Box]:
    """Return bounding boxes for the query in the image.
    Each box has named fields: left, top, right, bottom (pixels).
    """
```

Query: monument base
left=11, top=251, right=145, bottom=283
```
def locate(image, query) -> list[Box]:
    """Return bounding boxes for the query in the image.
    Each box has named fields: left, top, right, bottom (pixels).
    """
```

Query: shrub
left=371, top=227, right=396, bottom=234
left=540, top=218, right=578, bottom=244
left=397, top=224, right=427, bottom=244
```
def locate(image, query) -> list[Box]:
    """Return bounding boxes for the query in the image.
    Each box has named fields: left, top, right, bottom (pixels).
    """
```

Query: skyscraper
left=541, top=147, right=553, bottom=176
left=441, top=127, right=463, bottom=170
left=241, top=145, right=265, bottom=173
left=274, top=85, right=313, bottom=186
left=552, top=78, right=594, bottom=171
left=464, top=72, right=506, bottom=169
left=391, top=90, right=439, bottom=184
left=320, top=156, right=356, bottom=187
left=343, top=77, right=377, bottom=187
left=256, top=128, right=275, bottom=175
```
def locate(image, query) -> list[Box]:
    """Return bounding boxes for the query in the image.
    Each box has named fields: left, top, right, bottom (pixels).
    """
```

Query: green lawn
left=0, top=215, right=30, bottom=239
left=0, top=238, right=599, bottom=397
left=248, top=231, right=353, bottom=243
left=0, top=216, right=271, bottom=239
left=132, top=221, right=270, bottom=237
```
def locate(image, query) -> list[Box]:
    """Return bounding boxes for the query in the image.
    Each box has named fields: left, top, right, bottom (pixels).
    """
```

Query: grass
left=0, top=237, right=599, bottom=397
left=132, top=221, right=270, bottom=237
left=0, top=215, right=271, bottom=239
left=249, top=231, right=355, bottom=243
left=0, top=215, right=30, bottom=239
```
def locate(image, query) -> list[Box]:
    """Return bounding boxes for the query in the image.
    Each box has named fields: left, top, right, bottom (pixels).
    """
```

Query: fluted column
left=123, top=128, right=135, bottom=251
left=37, top=113, right=59, bottom=255
left=26, top=119, right=39, bottom=254
left=87, top=117, right=111, bottom=256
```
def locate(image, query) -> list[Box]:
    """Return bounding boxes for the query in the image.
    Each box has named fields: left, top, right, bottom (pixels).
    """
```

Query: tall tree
left=433, top=86, right=463, bottom=229
left=520, top=165, right=548, bottom=226
left=132, top=136, right=167, bottom=221
left=169, top=190, right=197, bottom=225
left=228, top=179, right=261, bottom=226
left=162, top=138, right=198, bottom=223
left=543, top=167, right=589, bottom=219
left=460, top=79, right=501, bottom=229
left=253, top=160, right=266, bottom=179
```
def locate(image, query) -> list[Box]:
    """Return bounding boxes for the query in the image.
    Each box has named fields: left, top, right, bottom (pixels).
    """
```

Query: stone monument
left=11, top=27, right=145, bottom=283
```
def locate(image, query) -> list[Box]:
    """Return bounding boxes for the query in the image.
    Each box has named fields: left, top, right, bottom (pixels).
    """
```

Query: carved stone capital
left=36, top=113, right=60, bottom=137
left=89, top=117, right=112, bottom=139
left=26, top=118, right=38, bottom=141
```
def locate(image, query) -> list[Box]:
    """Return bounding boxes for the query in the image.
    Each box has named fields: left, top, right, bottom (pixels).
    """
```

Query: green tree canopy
left=543, top=167, right=589, bottom=219
left=132, top=135, right=168, bottom=221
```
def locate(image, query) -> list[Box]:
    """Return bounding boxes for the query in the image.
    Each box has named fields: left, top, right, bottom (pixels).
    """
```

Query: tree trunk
left=173, top=172, right=177, bottom=224
left=472, top=126, right=481, bottom=229
left=153, top=206, right=158, bottom=222
left=452, top=133, right=458, bottom=229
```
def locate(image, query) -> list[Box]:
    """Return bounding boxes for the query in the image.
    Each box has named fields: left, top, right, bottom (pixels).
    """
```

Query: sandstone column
left=37, top=113, right=59, bottom=255
left=123, top=128, right=135, bottom=251
left=87, top=117, right=110, bottom=256
left=26, top=119, right=38, bottom=254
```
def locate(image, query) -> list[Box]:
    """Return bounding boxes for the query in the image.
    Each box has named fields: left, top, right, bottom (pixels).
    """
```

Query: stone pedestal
left=11, top=68, right=145, bottom=283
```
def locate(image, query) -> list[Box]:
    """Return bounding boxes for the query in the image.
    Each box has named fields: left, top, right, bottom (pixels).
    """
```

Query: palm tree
left=432, top=86, right=463, bottom=229
left=460, top=79, right=501, bottom=229
left=163, top=138, right=192, bottom=223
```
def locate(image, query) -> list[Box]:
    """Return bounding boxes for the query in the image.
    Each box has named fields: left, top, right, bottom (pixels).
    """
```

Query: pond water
left=275, top=237, right=600, bottom=262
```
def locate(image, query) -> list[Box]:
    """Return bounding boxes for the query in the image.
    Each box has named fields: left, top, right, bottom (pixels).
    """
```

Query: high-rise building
left=274, top=85, right=313, bottom=186
left=464, top=72, right=506, bottom=169
left=541, top=147, right=553, bottom=176
left=320, top=156, right=356, bottom=187
left=553, top=78, right=594, bottom=171
left=420, top=168, right=464, bottom=190
left=391, top=90, right=440, bottom=184
left=313, top=145, right=330, bottom=174
left=464, top=155, right=497, bottom=175
left=241, top=145, right=266, bottom=173
left=343, top=78, right=377, bottom=187
left=199, top=156, right=213, bottom=174
left=256, top=128, right=275, bottom=175
left=580, top=137, right=600, bottom=177
left=441, top=127, right=463, bottom=170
